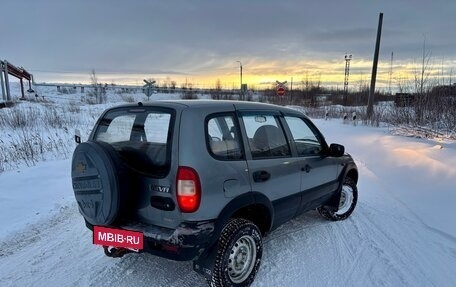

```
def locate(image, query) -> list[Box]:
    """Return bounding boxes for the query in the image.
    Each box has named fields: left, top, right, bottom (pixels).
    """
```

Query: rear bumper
left=86, top=219, right=215, bottom=261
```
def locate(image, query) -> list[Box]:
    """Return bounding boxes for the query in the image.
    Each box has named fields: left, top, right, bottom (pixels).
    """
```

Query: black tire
left=71, top=141, right=127, bottom=226
left=208, top=218, right=263, bottom=287
left=317, top=177, right=358, bottom=221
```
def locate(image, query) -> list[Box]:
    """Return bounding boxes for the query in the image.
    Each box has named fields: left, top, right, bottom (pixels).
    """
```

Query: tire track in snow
left=343, top=202, right=454, bottom=287
left=349, top=209, right=411, bottom=286
left=356, top=153, right=456, bottom=246
left=0, top=203, right=76, bottom=258
left=1, top=199, right=455, bottom=287
left=0, top=203, right=206, bottom=287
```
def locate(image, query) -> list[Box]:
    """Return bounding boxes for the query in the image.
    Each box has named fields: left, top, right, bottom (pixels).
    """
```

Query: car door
left=283, top=115, right=340, bottom=214
left=239, top=112, right=302, bottom=229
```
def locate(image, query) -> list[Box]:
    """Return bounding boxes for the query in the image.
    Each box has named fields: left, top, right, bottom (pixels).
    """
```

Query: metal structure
left=0, top=60, right=33, bottom=101
left=0, top=61, right=5, bottom=101
left=344, top=54, right=352, bottom=95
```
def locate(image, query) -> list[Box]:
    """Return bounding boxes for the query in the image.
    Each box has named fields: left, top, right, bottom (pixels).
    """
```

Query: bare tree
left=396, top=75, right=412, bottom=94
left=211, top=79, right=223, bottom=100
left=88, top=69, right=106, bottom=104
left=415, top=36, right=433, bottom=95
left=449, top=68, right=453, bottom=86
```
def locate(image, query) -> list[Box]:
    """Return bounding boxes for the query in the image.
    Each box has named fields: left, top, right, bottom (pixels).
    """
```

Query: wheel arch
left=212, top=192, right=274, bottom=244
left=345, top=166, right=358, bottom=184
left=323, top=161, right=358, bottom=210
left=231, top=203, right=272, bottom=236
left=194, top=192, right=272, bottom=278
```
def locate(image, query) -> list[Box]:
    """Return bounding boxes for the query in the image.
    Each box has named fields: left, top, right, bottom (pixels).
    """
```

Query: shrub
left=67, top=101, right=81, bottom=113
left=181, top=91, right=198, bottom=100
left=120, top=94, right=135, bottom=103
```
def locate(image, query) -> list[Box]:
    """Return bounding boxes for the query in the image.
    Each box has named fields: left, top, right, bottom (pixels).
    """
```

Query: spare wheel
left=71, top=141, right=125, bottom=226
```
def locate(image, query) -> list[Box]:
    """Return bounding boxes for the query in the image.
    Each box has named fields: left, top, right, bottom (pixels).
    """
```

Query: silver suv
left=71, top=100, right=358, bottom=287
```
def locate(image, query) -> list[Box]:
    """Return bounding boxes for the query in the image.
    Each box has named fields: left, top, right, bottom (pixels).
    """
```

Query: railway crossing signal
left=276, top=80, right=287, bottom=97
left=143, top=79, right=156, bottom=100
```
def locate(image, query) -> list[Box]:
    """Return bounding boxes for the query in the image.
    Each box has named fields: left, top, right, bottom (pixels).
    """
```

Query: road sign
left=143, top=79, right=156, bottom=99
left=277, top=86, right=285, bottom=96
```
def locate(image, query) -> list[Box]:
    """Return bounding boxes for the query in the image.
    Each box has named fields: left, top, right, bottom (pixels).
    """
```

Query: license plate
left=93, top=226, right=144, bottom=250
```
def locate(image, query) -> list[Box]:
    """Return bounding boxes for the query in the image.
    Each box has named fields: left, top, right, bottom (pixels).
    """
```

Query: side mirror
left=74, top=129, right=81, bottom=144
left=329, top=143, right=345, bottom=157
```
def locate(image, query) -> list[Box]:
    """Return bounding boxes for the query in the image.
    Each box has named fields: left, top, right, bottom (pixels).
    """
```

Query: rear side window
left=206, top=114, right=243, bottom=160
left=242, top=115, right=290, bottom=159
left=93, top=108, right=174, bottom=177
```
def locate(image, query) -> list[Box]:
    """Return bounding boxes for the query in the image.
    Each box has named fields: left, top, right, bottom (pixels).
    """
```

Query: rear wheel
left=318, top=177, right=358, bottom=221
left=209, top=218, right=263, bottom=287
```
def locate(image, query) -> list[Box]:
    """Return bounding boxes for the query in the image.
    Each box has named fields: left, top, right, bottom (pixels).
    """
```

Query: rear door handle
left=253, top=170, right=271, bottom=182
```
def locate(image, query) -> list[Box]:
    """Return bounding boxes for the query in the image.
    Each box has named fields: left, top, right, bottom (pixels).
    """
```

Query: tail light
left=176, top=166, right=201, bottom=213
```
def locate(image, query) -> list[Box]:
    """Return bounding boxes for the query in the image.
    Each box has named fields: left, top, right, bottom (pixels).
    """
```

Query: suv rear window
left=93, top=107, right=174, bottom=177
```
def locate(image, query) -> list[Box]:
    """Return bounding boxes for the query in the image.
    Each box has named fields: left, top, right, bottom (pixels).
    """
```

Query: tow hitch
left=103, top=246, right=132, bottom=258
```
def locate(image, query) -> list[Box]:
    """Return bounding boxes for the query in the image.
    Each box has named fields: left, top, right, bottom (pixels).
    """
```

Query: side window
left=206, top=115, right=243, bottom=160
left=285, top=116, right=322, bottom=156
left=242, top=115, right=290, bottom=159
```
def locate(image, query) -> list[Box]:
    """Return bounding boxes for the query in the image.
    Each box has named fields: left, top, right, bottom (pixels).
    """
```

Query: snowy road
left=1, top=119, right=456, bottom=287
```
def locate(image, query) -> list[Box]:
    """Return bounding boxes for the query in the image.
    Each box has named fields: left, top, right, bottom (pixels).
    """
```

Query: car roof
left=112, top=100, right=304, bottom=116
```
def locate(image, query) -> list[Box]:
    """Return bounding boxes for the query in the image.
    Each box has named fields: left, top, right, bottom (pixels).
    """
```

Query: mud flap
left=324, top=192, right=342, bottom=212
left=323, top=164, right=351, bottom=211
left=193, top=245, right=217, bottom=280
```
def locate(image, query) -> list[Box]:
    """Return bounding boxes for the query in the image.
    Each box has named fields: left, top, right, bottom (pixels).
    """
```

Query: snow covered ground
left=1, top=89, right=456, bottom=286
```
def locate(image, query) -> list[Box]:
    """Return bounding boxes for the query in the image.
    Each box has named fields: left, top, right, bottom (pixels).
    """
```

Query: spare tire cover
left=71, top=141, right=122, bottom=226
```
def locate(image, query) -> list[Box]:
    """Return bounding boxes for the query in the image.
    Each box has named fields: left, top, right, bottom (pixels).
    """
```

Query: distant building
left=430, top=84, right=456, bottom=97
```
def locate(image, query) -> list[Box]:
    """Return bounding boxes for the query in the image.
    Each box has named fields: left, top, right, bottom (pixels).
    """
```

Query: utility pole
left=367, top=12, right=383, bottom=119
left=290, top=76, right=293, bottom=104
left=236, top=61, right=243, bottom=100
left=420, top=35, right=426, bottom=94
left=389, top=52, right=393, bottom=95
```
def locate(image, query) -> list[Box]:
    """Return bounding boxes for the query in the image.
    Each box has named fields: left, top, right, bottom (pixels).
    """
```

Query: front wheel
left=208, top=218, right=263, bottom=287
left=317, top=177, right=358, bottom=221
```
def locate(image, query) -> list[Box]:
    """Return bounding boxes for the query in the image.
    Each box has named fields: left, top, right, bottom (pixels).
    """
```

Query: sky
left=2, top=0, right=456, bottom=90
